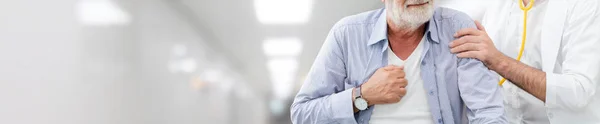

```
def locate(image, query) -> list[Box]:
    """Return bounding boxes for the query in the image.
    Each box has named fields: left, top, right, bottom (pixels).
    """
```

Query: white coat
left=482, top=0, right=600, bottom=123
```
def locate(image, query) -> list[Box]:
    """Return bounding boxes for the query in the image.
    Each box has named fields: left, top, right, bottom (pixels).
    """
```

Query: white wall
left=0, top=0, right=266, bottom=124
left=0, top=0, right=88, bottom=123
left=127, top=0, right=267, bottom=123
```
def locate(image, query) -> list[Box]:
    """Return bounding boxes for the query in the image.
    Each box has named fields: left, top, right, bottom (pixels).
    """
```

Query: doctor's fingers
left=454, top=28, right=482, bottom=38
left=450, top=42, right=483, bottom=54
left=456, top=51, right=482, bottom=59
left=474, top=21, right=487, bottom=32
left=449, top=36, right=481, bottom=48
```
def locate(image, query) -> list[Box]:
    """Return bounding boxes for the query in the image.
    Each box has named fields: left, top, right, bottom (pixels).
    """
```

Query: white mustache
left=404, top=0, right=430, bottom=5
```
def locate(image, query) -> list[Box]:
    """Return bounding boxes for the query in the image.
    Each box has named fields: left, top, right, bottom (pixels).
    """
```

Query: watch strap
left=354, top=86, right=362, bottom=99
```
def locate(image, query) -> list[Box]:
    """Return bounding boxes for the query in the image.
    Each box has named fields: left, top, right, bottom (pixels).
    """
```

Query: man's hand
left=361, top=65, right=408, bottom=106
left=449, top=21, right=504, bottom=67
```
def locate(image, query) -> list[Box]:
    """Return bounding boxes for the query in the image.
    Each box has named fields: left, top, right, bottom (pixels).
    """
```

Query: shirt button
left=429, top=91, right=434, bottom=95
left=548, top=112, right=554, bottom=118
left=437, top=119, right=442, bottom=123
left=422, top=61, right=427, bottom=65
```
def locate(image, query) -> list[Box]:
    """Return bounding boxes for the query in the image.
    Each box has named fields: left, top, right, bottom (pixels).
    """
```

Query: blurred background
left=0, top=0, right=494, bottom=124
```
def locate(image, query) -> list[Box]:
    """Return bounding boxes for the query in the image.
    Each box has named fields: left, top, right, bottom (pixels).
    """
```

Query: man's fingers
left=397, top=78, right=407, bottom=87
left=384, top=65, right=404, bottom=71
left=391, top=65, right=404, bottom=70
left=396, top=70, right=406, bottom=78
left=454, top=28, right=480, bottom=38
left=450, top=42, right=479, bottom=54
left=398, top=88, right=407, bottom=96
left=449, top=36, right=478, bottom=48
left=392, top=87, right=407, bottom=96
left=388, top=68, right=405, bottom=78
left=475, top=20, right=486, bottom=32
left=382, top=65, right=399, bottom=71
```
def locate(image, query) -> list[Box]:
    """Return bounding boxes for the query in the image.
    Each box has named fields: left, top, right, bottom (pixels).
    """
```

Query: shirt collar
left=367, top=8, right=440, bottom=46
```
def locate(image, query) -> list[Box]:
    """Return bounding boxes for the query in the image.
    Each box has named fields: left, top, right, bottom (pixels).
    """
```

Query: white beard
left=386, top=0, right=435, bottom=30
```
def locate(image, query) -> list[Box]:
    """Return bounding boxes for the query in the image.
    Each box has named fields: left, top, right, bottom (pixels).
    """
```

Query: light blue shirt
left=291, top=8, right=506, bottom=124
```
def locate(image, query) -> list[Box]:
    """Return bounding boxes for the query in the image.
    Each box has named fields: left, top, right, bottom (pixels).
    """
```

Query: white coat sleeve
left=545, top=0, right=600, bottom=111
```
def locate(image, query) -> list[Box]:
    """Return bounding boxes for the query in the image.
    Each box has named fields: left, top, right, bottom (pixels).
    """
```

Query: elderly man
left=290, top=0, right=506, bottom=124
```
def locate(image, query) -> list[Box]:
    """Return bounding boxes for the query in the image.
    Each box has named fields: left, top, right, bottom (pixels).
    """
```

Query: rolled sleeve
left=457, top=58, right=507, bottom=124
left=330, top=88, right=356, bottom=123
left=544, top=73, right=559, bottom=109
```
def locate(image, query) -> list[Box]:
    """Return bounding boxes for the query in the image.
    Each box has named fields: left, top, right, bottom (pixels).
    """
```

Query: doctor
left=449, top=0, right=600, bottom=123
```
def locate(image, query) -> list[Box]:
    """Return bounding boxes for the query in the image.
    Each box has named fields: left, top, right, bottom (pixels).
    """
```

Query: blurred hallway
left=0, top=0, right=492, bottom=124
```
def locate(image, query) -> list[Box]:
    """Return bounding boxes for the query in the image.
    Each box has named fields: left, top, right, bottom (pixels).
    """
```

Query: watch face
left=354, top=98, right=368, bottom=110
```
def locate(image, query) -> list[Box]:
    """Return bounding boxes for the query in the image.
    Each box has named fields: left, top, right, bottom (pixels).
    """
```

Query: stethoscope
left=499, top=0, right=535, bottom=86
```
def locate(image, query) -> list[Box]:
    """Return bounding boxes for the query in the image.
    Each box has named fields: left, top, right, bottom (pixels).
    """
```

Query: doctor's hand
left=361, top=65, right=408, bottom=106
left=449, top=21, right=504, bottom=67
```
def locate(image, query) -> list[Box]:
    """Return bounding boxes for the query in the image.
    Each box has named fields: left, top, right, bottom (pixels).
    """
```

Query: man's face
left=384, top=0, right=434, bottom=30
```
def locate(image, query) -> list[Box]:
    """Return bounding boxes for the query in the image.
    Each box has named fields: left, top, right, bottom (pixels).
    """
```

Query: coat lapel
left=541, top=0, right=568, bottom=72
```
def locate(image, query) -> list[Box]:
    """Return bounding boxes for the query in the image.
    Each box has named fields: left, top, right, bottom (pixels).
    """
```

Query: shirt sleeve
left=545, top=0, right=600, bottom=112
left=290, top=23, right=357, bottom=124
left=453, top=13, right=508, bottom=124
left=457, top=58, right=507, bottom=124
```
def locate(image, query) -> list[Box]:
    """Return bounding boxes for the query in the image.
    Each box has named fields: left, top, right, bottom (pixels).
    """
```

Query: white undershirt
left=369, top=36, right=433, bottom=124
left=483, top=0, right=549, bottom=123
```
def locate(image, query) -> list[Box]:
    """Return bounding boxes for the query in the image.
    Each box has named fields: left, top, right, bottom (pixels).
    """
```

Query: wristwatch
left=353, top=86, right=368, bottom=111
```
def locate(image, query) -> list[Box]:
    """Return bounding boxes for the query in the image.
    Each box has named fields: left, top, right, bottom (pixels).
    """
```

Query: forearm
left=488, top=55, right=547, bottom=102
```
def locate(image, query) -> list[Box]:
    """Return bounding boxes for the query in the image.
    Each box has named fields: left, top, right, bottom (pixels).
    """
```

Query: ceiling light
left=201, top=69, right=223, bottom=84
left=254, top=0, right=313, bottom=24
left=267, top=58, right=298, bottom=75
left=76, top=0, right=131, bottom=26
left=262, top=38, right=303, bottom=57
left=267, top=58, right=298, bottom=99
left=272, top=73, right=294, bottom=99
left=179, top=58, right=197, bottom=73
left=168, top=57, right=197, bottom=73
